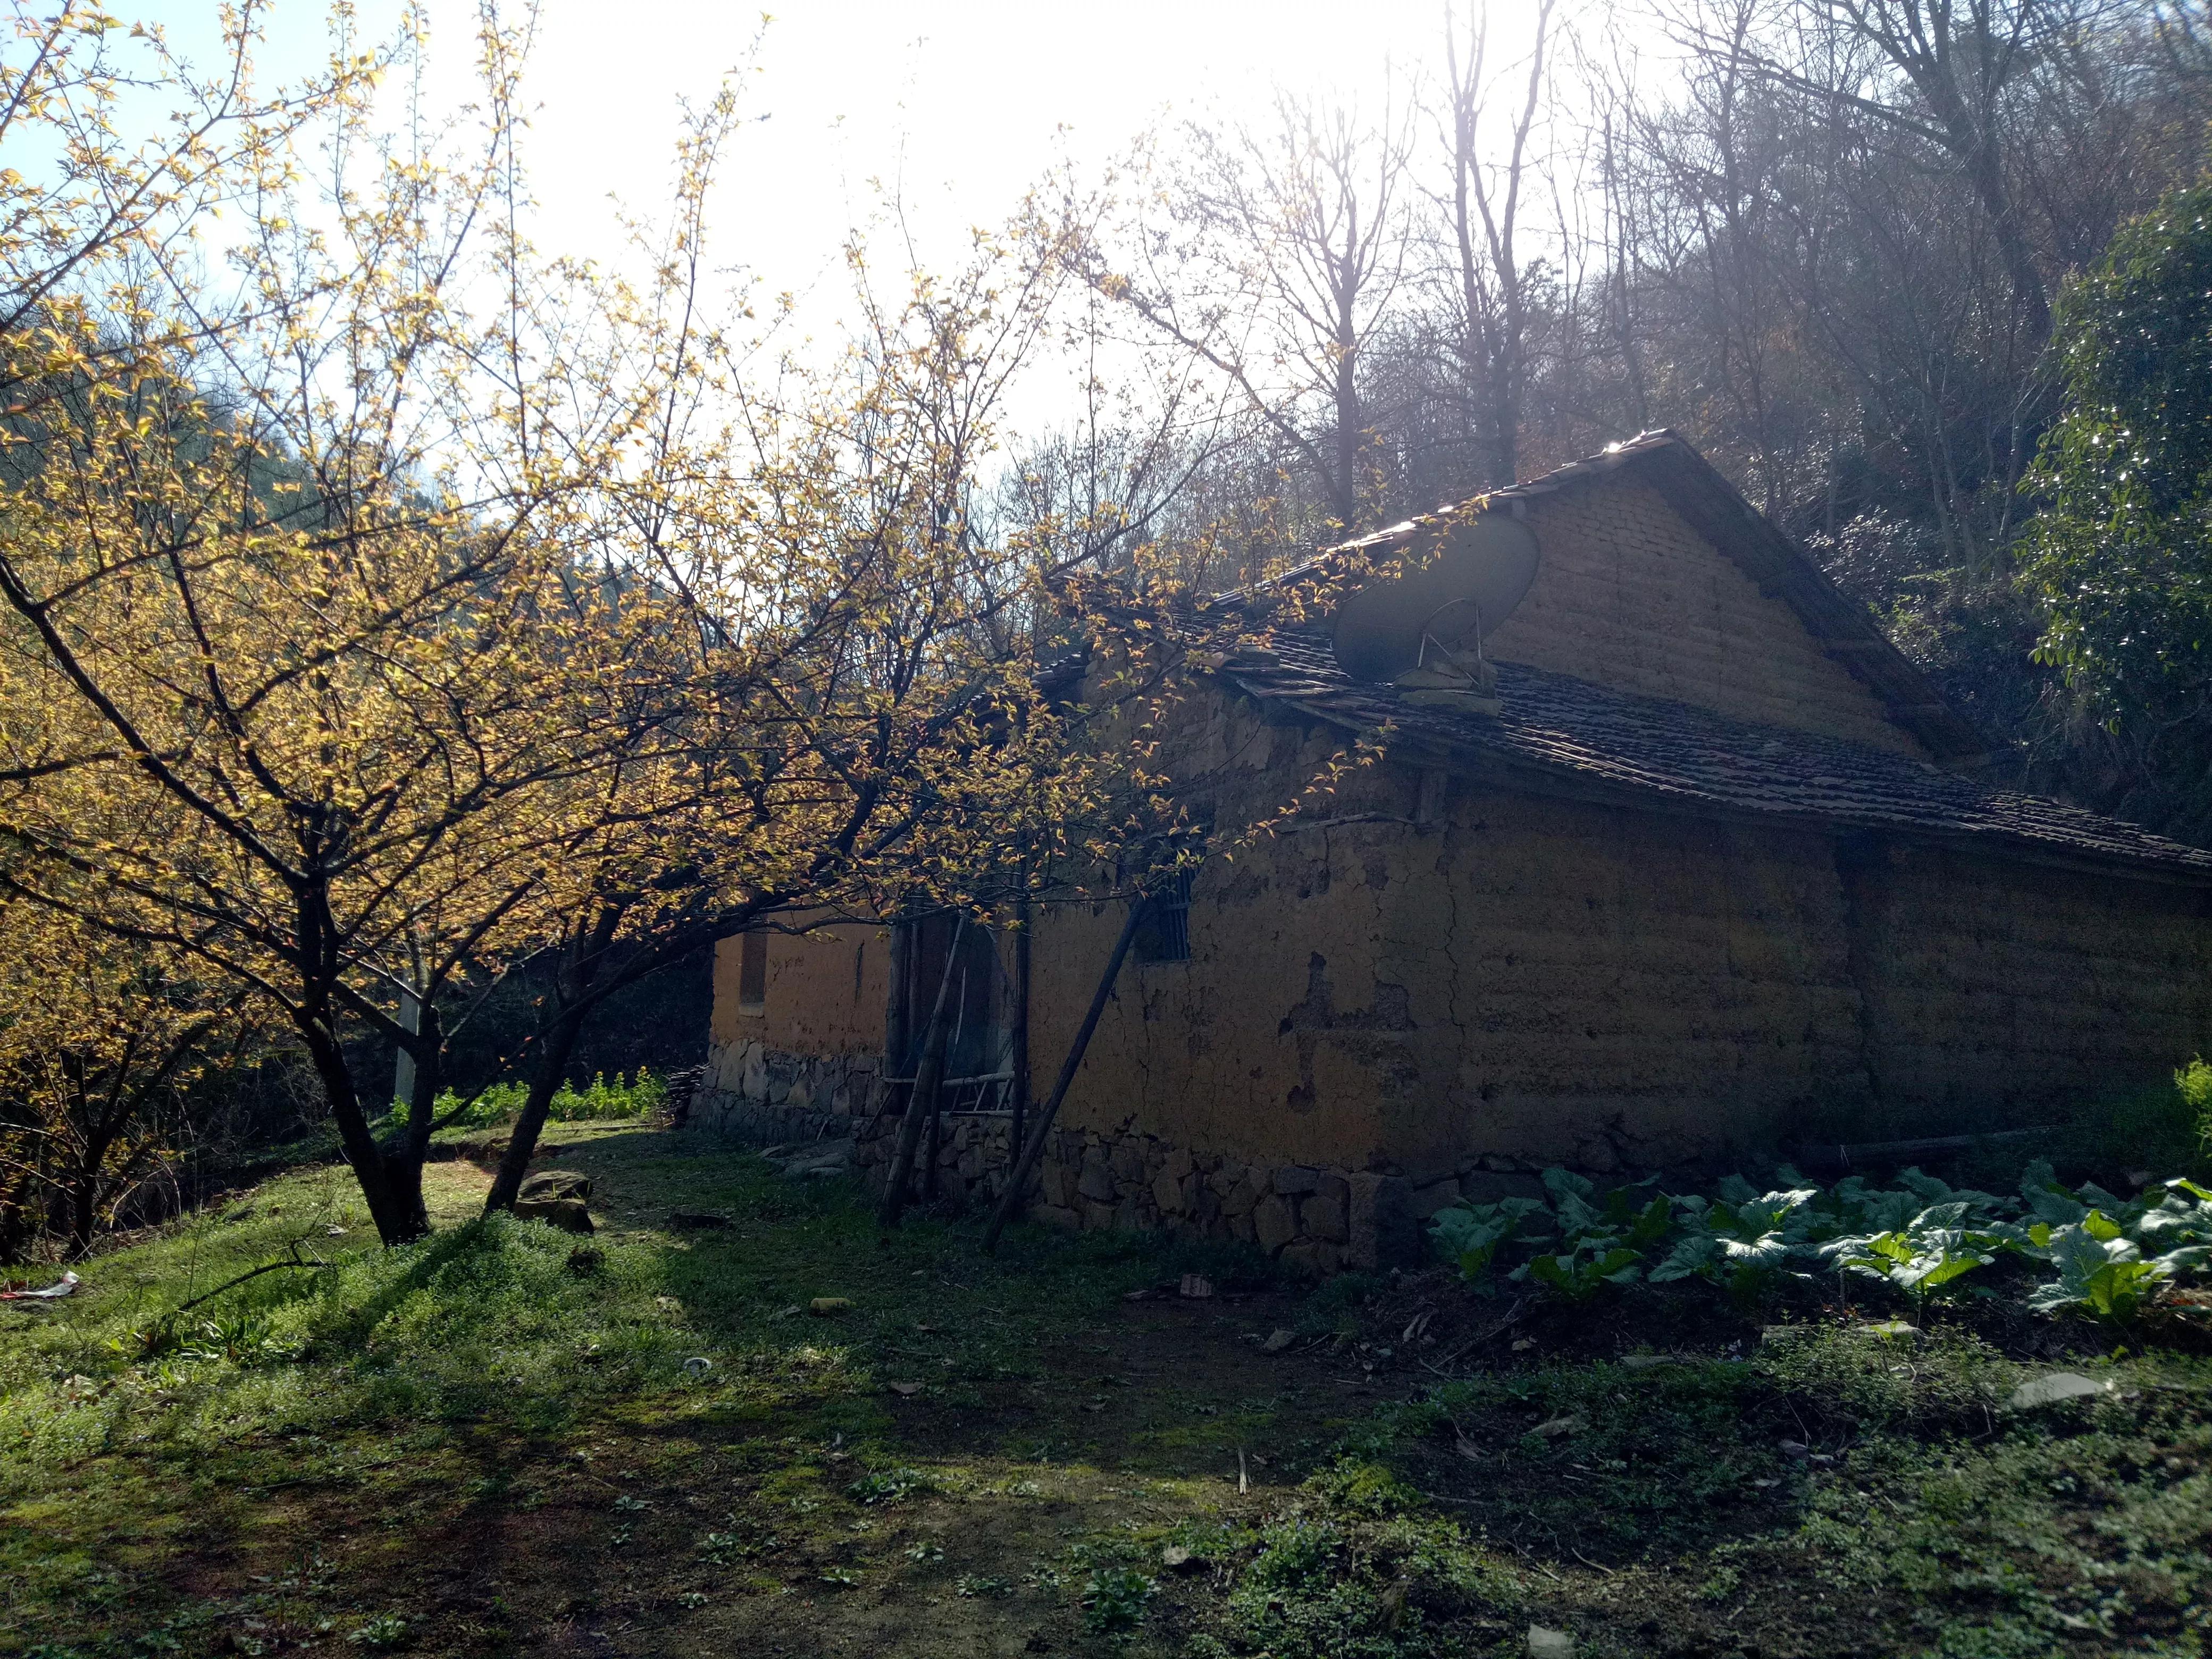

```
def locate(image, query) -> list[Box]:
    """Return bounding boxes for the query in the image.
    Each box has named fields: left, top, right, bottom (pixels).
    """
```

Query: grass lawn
left=2, top=1126, right=2207, bottom=1657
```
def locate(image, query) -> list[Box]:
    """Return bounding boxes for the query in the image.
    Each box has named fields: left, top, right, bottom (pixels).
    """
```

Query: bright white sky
left=200, top=1, right=1577, bottom=317
left=135, top=1, right=1635, bottom=440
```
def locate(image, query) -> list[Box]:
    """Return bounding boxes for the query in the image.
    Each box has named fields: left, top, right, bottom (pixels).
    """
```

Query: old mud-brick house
left=697, top=432, right=2212, bottom=1271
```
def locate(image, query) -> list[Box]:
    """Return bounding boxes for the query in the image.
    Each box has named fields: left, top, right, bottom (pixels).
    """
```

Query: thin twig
left=167, top=1235, right=332, bottom=1317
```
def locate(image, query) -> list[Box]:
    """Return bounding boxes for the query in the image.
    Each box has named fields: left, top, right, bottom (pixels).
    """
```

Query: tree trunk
left=487, top=905, right=621, bottom=1216
left=485, top=1003, right=590, bottom=1214
left=301, top=1019, right=420, bottom=1246
left=1010, top=895, right=1032, bottom=1157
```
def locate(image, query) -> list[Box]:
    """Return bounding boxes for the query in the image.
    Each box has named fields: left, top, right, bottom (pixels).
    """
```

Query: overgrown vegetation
left=422, top=1070, right=671, bottom=1132
left=3, top=1126, right=2208, bottom=1657
left=1433, top=1161, right=2212, bottom=1325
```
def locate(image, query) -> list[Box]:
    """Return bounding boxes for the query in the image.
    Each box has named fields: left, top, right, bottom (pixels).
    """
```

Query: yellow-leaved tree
left=0, top=5, right=1318, bottom=1247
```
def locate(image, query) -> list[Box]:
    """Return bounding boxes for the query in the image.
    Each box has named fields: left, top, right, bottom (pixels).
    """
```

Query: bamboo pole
left=982, top=898, right=1145, bottom=1254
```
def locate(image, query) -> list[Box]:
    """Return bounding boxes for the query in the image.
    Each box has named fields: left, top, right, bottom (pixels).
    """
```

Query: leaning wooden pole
left=982, top=898, right=1146, bottom=1255
left=878, top=914, right=964, bottom=1229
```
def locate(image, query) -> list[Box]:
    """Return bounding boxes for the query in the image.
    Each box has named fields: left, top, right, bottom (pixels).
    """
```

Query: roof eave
left=1226, top=674, right=2212, bottom=890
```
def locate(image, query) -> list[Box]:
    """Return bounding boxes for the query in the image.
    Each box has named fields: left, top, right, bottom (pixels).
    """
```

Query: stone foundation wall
left=695, top=1039, right=1553, bottom=1273
left=693, top=1038, right=884, bottom=1143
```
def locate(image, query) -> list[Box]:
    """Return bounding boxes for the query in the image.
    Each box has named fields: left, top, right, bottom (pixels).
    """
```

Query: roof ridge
left=1222, top=431, right=1990, bottom=771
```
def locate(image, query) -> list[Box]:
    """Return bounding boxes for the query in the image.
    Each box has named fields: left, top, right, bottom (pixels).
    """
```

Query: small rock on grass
left=1527, top=1626, right=1574, bottom=1657
left=2006, top=1372, right=2112, bottom=1411
left=1857, top=1319, right=1920, bottom=1340
left=1261, top=1328, right=1295, bottom=1354
left=519, top=1169, right=593, bottom=1202
left=809, top=1297, right=853, bottom=1316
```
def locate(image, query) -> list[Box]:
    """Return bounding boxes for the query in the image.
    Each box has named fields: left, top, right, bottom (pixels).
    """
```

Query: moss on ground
left=1, top=1127, right=2206, bottom=1657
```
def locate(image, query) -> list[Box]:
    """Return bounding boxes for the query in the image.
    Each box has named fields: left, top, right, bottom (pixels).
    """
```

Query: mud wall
left=1029, top=702, right=1875, bottom=1205
left=703, top=922, right=889, bottom=1130
left=1022, top=688, right=2212, bottom=1222
left=1841, top=842, right=2212, bottom=1136
left=1490, top=480, right=1923, bottom=757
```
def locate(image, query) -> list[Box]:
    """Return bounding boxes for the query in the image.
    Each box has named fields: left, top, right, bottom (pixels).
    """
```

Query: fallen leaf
left=1261, top=1328, right=1295, bottom=1354
left=1531, top=1413, right=1586, bottom=1439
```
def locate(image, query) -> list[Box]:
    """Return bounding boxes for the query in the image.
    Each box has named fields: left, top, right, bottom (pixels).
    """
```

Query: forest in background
left=1030, top=0, right=2212, bottom=839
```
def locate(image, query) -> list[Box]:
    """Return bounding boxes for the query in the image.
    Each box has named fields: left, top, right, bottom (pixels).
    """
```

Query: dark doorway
left=888, top=912, right=1013, bottom=1102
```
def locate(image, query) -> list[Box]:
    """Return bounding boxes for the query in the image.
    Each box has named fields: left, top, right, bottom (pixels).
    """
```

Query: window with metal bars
left=1133, top=869, right=1193, bottom=964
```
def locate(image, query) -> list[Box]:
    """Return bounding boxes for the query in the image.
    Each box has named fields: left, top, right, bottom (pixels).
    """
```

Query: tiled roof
left=1217, top=626, right=2212, bottom=881
left=1227, top=431, right=1991, bottom=767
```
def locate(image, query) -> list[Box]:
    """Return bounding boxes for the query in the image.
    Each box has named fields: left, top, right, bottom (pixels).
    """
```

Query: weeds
left=418, top=1069, right=669, bottom=1130
left=2177, top=1055, right=2212, bottom=1155
left=6, top=1126, right=2210, bottom=1659
left=1079, top=1564, right=1157, bottom=1641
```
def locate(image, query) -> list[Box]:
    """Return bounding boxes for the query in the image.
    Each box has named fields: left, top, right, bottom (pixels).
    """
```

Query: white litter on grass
left=683, top=1356, right=713, bottom=1379
left=2006, top=1372, right=2113, bottom=1411
left=1527, top=1625, right=1575, bottom=1657
left=0, top=1271, right=77, bottom=1303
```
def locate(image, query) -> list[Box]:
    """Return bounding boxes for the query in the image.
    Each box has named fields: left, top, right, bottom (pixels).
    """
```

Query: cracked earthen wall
left=1839, top=843, right=2212, bottom=1137
left=1024, top=697, right=1876, bottom=1184
left=709, top=920, right=885, bottom=1062
left=1024, top=693, right=2212, bottom=1203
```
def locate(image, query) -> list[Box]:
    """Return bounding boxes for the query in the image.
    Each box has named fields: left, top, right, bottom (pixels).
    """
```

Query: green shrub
left=2180, top=1057, right=2212, bottom=1155
left=412, top=1069, right=668, bottom=1130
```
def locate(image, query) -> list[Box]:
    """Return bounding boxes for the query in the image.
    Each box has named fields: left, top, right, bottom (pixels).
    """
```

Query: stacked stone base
left=699, top=1042, right=1565, bottom=1273
left=694, top=1040, right=883, bottom=1144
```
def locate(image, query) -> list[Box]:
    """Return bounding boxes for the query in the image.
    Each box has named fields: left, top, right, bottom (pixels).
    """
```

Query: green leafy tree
left=2025, top=186, right=2212, bottom=831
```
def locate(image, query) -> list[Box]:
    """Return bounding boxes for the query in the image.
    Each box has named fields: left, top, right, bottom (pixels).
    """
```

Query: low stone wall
left=692, top=1038, right=884, bottom=1143
left=697, top=1041, right=1574, bottom=1273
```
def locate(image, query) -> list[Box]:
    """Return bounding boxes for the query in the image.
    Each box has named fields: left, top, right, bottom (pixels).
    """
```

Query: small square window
left=1133, top=870, right=1193, bottom=965
left=738, top=929, right=767, bottom=1012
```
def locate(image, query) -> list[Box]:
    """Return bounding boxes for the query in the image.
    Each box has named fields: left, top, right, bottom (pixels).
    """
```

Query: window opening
left=1133, top=869, right=1194, bottom=964
left=739, top=928, right=767, bottom=1012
